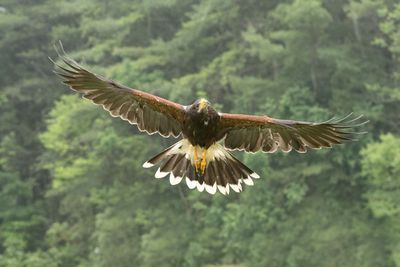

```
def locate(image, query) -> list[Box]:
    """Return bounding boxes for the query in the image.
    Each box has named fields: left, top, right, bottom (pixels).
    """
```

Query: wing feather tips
left=205, top=183, right=217, bottom=194
left=202, top=145, right=259, bottom=195
left=222, top=113, right=367, bottom=154
left=142, top=162, right=154, bottom=168
left=52, top=48, right=184, bottom=139
left=230, top=183, right=242, bottom=193
left=185, top=177, right=197, bottom=189
left=243, top=177, right=254, bottom=186
left=155, top=168, right=169, bottom=178
left=250, top=172, right=260, bottom=179
left=169, top=173, right=183, bottom=185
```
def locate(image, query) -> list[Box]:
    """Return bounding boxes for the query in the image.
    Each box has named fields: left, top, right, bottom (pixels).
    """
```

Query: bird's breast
left=183, top=111, right=220, bottom=147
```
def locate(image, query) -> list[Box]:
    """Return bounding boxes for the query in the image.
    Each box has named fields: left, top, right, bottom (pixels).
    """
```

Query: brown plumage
left=51, top=45, right=368, bottom=195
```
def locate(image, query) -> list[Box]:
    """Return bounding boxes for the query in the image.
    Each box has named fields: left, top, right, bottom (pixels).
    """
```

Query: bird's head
left=193, top=98, right=210, bottom=114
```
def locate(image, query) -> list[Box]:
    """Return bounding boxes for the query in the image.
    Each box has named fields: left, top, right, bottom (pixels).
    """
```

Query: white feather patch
left=178, top=141, right=233, bottom=165
left=169, top=173, right=183, bottom=185
left=186, top=177, right=197, bottom=189
left=225, top=184, right=230, bottom=195
left=218, top=185, right=227, bottom=195
left=205, top=143, right=232, bottom=162
left=243, top=177, right=254, bottom=186
left=142, top=162, right=154, bottom=168
left=230, top=183, right=241, bottom=193
left=205, top=183, right=217, bottom=194
left=196, top=182, right=205, bottom=192
left=155, top=168, right=169, bottom=178
left=250, top=172, right=260, bottom=179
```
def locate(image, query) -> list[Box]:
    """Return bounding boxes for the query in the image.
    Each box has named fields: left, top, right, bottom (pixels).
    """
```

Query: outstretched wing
left=218, top=113, right=368, bottom=153
left=52, top=51, right=185, bottom=138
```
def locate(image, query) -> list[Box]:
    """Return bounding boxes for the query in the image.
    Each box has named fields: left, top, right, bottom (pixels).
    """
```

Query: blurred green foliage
left=0, top=0, right=399, bottom=266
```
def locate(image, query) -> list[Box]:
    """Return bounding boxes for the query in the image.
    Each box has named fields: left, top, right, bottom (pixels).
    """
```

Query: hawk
left=51, top=49, right=367, bottom=195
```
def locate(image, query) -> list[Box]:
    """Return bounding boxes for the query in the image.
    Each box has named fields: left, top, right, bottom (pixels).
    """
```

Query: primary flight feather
left=52, top=48, right=367, bottom=195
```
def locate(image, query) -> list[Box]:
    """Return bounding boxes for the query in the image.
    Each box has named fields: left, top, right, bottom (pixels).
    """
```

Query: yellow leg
left=200, top=149, right=207, bottom=174
left=193, top=146, right=199, bottom=172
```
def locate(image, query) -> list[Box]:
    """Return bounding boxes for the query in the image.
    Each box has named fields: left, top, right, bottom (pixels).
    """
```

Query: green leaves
left=362, top=134, right=400, bottom=218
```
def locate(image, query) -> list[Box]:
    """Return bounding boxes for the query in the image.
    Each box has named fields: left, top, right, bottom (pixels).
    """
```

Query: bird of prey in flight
left=51, top=48, right=367, bottom=195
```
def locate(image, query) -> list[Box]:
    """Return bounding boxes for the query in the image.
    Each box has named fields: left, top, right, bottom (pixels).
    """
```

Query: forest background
left=1, top=0, right=400, bottom=266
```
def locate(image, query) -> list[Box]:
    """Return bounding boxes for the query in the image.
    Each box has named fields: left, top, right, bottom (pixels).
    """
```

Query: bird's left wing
left=52, top=54, right=185, bottom=138
left=218, top=113, right=367, bottom=153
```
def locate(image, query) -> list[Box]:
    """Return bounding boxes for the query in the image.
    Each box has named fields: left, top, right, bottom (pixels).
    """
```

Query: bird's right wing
left=218, top=113, right=368, bottom=153
left=52, top=50, right=185, bottom=138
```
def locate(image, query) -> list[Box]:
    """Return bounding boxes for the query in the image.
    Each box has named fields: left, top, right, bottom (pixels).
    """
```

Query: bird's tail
left=142, top=139, right=259, bottom=195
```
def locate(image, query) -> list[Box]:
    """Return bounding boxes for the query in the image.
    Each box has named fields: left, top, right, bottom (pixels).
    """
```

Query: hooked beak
left=198, top=99, right=208, bottom=113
